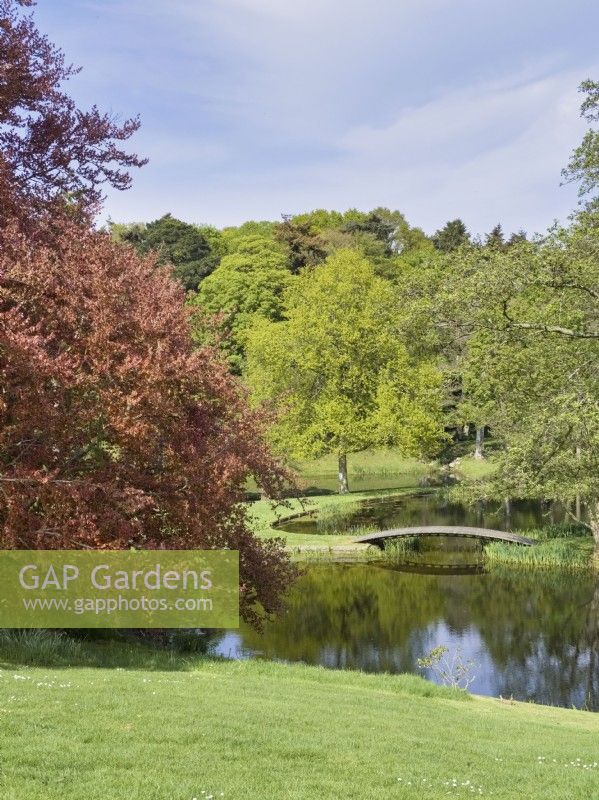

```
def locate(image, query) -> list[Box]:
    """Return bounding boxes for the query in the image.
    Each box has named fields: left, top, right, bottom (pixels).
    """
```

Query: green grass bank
left=250, top=448, right=597, bottom=569
left=0, top=639, right=598, bottom=800
left=248, top=448, right=433, bottom=553
left=248, top=486, right=422, bottom=552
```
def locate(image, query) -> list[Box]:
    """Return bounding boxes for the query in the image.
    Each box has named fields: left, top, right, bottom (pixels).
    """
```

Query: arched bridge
left=353, top=525, right=537, bottom=550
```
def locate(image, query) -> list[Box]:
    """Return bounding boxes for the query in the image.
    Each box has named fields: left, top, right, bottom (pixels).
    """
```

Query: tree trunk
left=575, top=445, right=582, bottom=522
left=589, top=499, right=599, bottom=558
left=504, top=497, right=512, bottom=529
left=474, top=426, right=485, bottom=459
left=338, top=453, right=349, bottom=494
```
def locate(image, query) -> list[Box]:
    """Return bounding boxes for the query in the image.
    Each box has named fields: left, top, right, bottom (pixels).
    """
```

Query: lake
left=278, top=492, right=572, bottom=537
left=215, top=561, right=598, bottom=710
left=211, top=492, right=597, bottom=710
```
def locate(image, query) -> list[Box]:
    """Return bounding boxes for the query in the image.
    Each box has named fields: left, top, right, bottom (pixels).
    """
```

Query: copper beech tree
left=0, top=0, right=146, bottom=218
left=0, top=0, right=296, bottom=621
left=0, top=214, right=295, bottom=622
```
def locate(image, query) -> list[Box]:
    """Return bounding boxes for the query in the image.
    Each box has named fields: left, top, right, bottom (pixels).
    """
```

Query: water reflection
left=279, top=495, right=570, bottom=536
left=215, top=563, right=599, bottom=710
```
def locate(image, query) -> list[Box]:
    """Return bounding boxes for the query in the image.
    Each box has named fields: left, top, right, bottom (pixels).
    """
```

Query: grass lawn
left=247, top=486, right=422, bottom=552
left=290, top=447, right=501, bottom=491
left=292, top=450, right=428, bottom=477
left=247, top=447, right=503, bottom=553
left=248, top=448, right=435, bottom=553
left=286, top=449, right=431, bottom=495
left=0, top=641, right=598, bottom=800
left=454, top=455, right=497, bottom=482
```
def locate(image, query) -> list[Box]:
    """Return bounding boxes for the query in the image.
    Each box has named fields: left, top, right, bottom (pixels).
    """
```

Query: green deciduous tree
left=342, top=211, right=396, bottom=255
left=245, top=250, right=447, bottom=493
left=562, top=79, right=599, bottom=215
left=441, top=229, right=599, bottom=553
left=221, top=220, right=278, bottom=251
left=192, top=235, right=293, bottom=372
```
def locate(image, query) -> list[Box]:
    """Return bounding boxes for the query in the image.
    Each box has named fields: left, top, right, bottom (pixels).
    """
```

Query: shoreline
left=248, top=484, right=598, bottom=571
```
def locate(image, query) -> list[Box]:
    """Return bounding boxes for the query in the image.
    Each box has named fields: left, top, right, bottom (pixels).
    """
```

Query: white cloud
left=120, top=0, right=464, bottom=139
left=312, top=67, right=588, bottom=234
left=108, top=66, right=585, bottom=234
left=91, top=0, right=595, bottom=234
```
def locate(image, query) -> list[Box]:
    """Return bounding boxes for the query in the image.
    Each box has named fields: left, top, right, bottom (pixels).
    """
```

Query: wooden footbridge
left=353, top=525, right=537, bottom=550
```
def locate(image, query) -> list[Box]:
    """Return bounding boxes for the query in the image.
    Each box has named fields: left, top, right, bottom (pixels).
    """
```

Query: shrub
left=537, top=522, right=590, bottom=540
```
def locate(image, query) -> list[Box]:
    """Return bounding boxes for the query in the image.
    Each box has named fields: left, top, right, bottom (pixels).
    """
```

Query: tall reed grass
left=382, top=536, right=419, bottom=560
left=0, top=629, right=83, bottom=665
left=315, top=502, right=361, bottom=533
left=484, top=536, right=594, bottom=571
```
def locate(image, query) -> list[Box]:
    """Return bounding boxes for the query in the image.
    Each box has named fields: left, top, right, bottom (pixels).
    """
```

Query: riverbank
left=248, top=455, right=597, bottom=570
left=248, top=486, right=420, bottom=553
left=249, top=490, right=598, bottom=570
left=1, top=638, right=598, bottom=800
left=249, top=449, right=440, bottom=554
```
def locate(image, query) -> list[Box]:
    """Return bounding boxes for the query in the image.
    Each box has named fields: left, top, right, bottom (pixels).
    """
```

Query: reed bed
left=484, top=536, right=594, bottom=571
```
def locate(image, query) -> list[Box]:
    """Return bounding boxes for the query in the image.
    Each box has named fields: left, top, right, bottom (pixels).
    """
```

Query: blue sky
left=37, top=0, right=599, bottom=235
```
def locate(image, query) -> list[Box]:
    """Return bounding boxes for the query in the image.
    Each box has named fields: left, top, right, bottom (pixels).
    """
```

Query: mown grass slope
left=0, top=645, right=598, bottom=800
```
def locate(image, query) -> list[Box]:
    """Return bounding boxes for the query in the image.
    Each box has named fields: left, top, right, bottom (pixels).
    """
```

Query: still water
left=215, top=562, right=598, bottom=710
left=279, top=493, right=571, bottom=537
left=213, top=494, right=596, bottom=710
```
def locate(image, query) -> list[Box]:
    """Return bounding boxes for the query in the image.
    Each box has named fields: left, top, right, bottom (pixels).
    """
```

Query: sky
left=36, top=0, right=599, bottom=236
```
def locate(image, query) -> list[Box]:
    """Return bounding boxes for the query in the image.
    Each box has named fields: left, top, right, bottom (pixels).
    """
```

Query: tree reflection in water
left=215, top=563, right=599, bottom=710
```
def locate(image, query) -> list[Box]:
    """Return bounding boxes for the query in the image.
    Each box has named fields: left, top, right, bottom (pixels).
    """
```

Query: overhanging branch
left=501, top=301, right=599, bottom=339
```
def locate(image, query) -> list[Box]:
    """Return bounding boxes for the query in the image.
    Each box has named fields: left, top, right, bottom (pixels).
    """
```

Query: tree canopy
left=275, top=216, right=327, bottom=273
left=7, top=0, right=596, bottom=568
left=562, top=79, right=599, bottom=215
left=245, top=250, right=447, bottom=492
left=439, top=225, right=599, bottom=549
left=191, top=235, right=293, bottom=372
left=0, top=0, right=145, bottom=218
left=111, top=214, right=218, bottom=291
left=0, top=211, right=295, bottom=622
left=0, top=0, right=295, bottom=623
left=432, top=219, right=470, bottom=252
